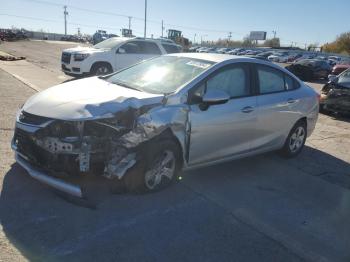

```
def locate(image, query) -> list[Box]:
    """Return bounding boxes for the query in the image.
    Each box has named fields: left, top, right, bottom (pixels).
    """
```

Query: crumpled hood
left=22, top=77, right=164, bottom=120
left=63, top=46, right=109, bottom=54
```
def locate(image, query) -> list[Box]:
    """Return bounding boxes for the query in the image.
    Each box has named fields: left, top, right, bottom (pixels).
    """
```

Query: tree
left=323, top=32, right=350, bottom=55
left=263, top=38, right=280, bottom=47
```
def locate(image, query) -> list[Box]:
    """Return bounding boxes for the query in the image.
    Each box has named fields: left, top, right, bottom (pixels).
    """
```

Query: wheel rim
left=95, top=66, right=109, bottom=76
left=289, top=126, right=305, bottom=153
left=145, top=150, right=176, bottom=190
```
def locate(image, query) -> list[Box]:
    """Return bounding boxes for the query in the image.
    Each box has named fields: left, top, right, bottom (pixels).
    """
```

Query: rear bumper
left=12, top=140, right=83, bottom=198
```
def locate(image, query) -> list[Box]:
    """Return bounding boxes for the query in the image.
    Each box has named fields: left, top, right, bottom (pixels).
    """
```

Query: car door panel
left=252, top=65, right=302, bottom=151
left=189, top=96, right=257, bottom=165
left=188, top=64, right=257, bottom=165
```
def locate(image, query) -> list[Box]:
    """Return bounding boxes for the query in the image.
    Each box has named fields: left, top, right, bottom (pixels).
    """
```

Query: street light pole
left=144, top=0, right=147, bottom=38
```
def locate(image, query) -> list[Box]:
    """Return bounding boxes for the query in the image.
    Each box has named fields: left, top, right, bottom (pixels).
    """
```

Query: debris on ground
left=0, top=51, right=25, bottom=61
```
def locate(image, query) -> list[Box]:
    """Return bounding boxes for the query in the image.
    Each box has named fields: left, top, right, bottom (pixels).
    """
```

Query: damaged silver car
left=12, top=53, right=319, bottom=198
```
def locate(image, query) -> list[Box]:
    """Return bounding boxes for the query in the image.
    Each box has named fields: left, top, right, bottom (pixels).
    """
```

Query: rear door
left=252, top=64, right=302, bottom=151
left=188, top=63, right=258, bottom=165
left=138, top=41, right=162, bottom=60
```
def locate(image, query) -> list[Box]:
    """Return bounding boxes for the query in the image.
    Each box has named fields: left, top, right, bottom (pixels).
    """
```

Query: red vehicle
left=331, top=62, right=350, bottom=76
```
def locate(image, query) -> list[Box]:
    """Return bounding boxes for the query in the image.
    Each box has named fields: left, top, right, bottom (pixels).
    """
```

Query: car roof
left=167, top=52, right=245, bottom=63
left=166, top=53, right=299, bottom=79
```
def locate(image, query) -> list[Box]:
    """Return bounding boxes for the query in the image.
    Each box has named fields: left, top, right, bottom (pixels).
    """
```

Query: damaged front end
left=12, top=101, right=190, bottom=198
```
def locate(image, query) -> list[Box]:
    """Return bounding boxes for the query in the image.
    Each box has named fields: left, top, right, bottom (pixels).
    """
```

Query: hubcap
left=95, top=66, right=109, bottom=76
left=145, top=150, right=176, bottom=190
left=289, top=126, right=305, bottom=153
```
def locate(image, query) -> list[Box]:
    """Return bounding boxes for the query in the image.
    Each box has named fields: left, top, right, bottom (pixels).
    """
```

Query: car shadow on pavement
left=320, top=111, right=350, bottom=123
left=1, top=146, right=350, bottom=261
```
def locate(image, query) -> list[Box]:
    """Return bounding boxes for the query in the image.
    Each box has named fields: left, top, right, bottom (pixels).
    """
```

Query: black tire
left=90, top=62, right=112, bottom=76
left=280, top=120, right=307, bottom=158
left=123, top=139, right=182, bottom=193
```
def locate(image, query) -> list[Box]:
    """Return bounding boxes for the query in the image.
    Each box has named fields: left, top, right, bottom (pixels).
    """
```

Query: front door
left=188, top=64, right=257, bottom=165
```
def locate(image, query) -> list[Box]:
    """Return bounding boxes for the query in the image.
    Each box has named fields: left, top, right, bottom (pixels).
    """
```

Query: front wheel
left=280, top=121, right=307, bottom=158
left=124, top=139, right=182, bottom=193
left=90, top=63, right=112, bottom=76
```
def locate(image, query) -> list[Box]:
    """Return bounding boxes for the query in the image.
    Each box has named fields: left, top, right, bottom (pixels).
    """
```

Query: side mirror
left=202, top=89, right=230, bottom=105
left=328, top=75, right=337, bottom=83
left=117, top=48, right=126, bottom=54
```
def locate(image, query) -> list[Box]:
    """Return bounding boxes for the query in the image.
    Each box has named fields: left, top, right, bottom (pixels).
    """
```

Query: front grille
left=19, top=111, right=52, bottom=125
left=61, top=52, right=71, bottom=64
left=14, top=127, right=80, bottom=174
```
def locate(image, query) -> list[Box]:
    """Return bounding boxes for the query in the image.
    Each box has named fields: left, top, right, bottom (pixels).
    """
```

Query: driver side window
left=206, top=66, right=249, bottom=98
left=119, top=42, right=140, bottom=54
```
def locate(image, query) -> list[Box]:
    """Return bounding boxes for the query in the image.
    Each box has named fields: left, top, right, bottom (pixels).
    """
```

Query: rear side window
left=285, top=74, right=300, bottom=90
left=162, top=44, right=181, bottom=53
left=139, top=41, right=162, bottom=55
left=257, top=66, right=285, bottom=94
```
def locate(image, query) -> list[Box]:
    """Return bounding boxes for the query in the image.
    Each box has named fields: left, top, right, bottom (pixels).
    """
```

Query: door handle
left=287, top=98, right=297, bottom=104
left=241, top=106, right=254, bottom=113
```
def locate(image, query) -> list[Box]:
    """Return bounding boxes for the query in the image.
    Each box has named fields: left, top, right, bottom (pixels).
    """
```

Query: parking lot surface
left=1, top=40, right=350, bottom=262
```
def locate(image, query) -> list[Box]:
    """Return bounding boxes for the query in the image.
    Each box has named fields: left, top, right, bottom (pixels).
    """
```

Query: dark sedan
left=286, top=59, right=332, bottom=81
left=320, top=69, right=350, bottom=114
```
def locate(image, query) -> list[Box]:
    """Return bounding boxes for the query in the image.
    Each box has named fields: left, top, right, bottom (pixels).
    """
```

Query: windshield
left=93, top=37, right=125, bottom=49
left=105, top=56, right=214, bottom=94
left=338, top=69, right=350, bottom=87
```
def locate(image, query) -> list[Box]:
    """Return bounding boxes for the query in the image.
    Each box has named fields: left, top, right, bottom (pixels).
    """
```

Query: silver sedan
left=12, top=53, right=319, bottom=197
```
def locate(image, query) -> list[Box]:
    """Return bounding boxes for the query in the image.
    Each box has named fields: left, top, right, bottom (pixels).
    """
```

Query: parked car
left=268, top=52, right=290, bottom=63
left=286, top=59, right=332, bottom=81
left=320, top=69, right=350, bottom=114
left=188, top=46, right=201, bottom=52
left=256, top=51, right=274, bottom=59
left=247, top=55, right=269, bottom=61
left=12, top=53, right=319, bottom=197
left=227, top=48, right=244, bottom=55
left=216, top=48, right=231, bottom=54
left=60, top=35, right=85, bottom=43
left=329, top=61, right=350, bottom=76
left=60, top=37, right=180, bottom=77
left=328, top=55, right=341, bottom=61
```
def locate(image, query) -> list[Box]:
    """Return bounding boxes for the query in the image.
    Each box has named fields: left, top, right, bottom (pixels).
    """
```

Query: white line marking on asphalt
left=9, top=73, right=40, bottom=92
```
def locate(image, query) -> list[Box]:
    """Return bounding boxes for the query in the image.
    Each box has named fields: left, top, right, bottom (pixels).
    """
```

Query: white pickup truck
left=61, top=37, right=181, bottom=77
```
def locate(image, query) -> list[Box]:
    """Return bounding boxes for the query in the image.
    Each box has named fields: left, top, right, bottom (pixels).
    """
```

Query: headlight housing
left=73, top=53, right=90, bottom=61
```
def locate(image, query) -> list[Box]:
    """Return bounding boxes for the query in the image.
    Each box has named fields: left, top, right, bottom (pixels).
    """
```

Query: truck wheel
left=124, top=139, right=182, bottom=193
left=91, top=63, right=112, bottom=76
left=280, top=120, right=307, bottom=158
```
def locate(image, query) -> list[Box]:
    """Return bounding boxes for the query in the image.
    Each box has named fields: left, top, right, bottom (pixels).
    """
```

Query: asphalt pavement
left=0, top=40, right=350, bottom=262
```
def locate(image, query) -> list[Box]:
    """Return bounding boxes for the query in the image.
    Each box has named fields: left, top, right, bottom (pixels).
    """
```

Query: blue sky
left=1, top=0, right=349, bottom=47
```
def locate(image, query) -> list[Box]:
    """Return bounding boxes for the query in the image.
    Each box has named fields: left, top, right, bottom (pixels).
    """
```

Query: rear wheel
left=124, top=139, right=182, bottom=193
left=280, top=120, right=307, bottom=158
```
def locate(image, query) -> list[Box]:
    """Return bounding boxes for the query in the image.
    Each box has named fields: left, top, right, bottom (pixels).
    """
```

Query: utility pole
left=193, top=33, right=196, bottom=44
left=161, top=20, right=164, bottom=38
left=63, top=5, right=68, bottom=35
left=144, top=0, right=147, bottom=38
left=228, top=32, right=232, bottom=47
left=228, top=32, right=232, bottom=41
left=128, top=16, right=132, bottom=30
left=272, top=30, right=276, bottom=39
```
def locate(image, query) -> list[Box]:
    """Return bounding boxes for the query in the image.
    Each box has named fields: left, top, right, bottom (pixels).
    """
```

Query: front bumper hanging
left=13, top=139, right=83, bottom=198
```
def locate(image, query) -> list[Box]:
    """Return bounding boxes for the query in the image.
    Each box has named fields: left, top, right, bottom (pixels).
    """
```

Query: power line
left=18, top=0, right=246, bottom=36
